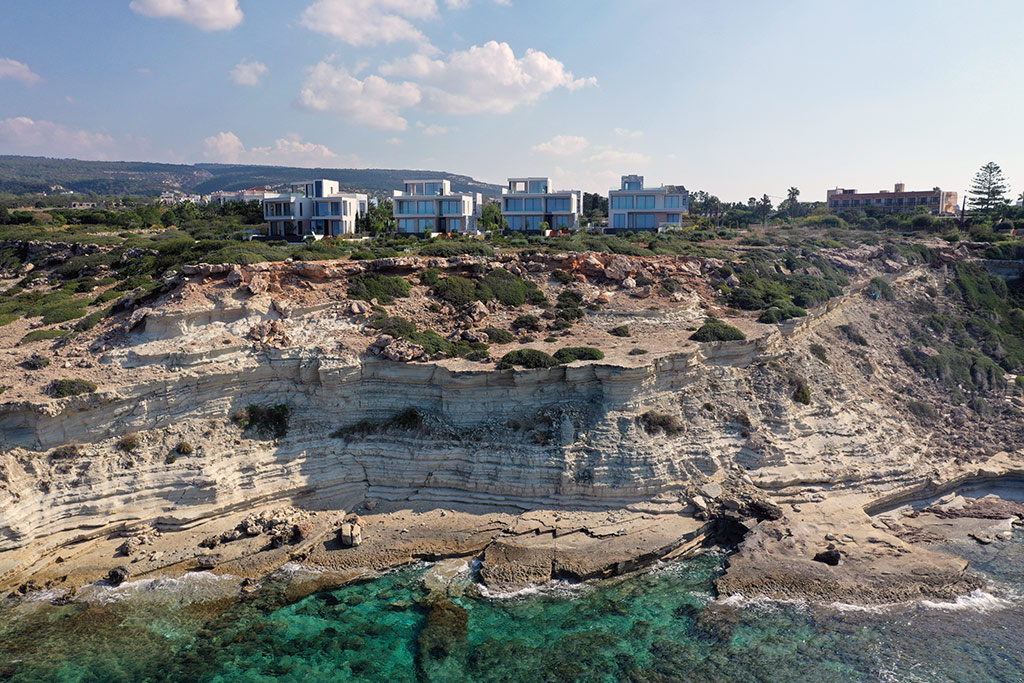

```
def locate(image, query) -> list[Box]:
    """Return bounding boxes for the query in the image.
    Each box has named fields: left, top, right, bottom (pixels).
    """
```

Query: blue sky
left=1, top=0, right=1021, bottom=202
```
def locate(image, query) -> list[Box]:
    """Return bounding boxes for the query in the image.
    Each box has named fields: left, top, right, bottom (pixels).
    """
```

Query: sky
left=1, top=0, right=1022, bottom=202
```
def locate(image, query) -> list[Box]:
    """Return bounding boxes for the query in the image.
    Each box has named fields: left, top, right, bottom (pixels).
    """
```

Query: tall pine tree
left=968, top=162, right=1010, bottom=213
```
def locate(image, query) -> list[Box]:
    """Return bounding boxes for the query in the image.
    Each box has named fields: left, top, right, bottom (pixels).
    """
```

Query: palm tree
left=1018, top=191, right=1024, bottom=206
left=787, top=187, right=800, bottom=203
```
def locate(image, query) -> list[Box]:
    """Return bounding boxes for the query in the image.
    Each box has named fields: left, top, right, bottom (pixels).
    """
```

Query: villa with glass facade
left=606, top=175, right=688, bottom=233
left=264, top=180, right=368, bottom=240
left=500, top=177, right=582, bottom=232
left=392, top=179, right=482, bottom=235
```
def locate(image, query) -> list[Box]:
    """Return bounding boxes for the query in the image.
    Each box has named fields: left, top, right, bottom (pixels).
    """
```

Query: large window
left=418, top=218, right=435, bottom=231
left=505, top=198, right=523, bottom=211
left=636, top=195, right=655, bottom=209
left=446, top=218, right=462, bottom=232
left=524, top=215, right=543, bottom=230
left=664, top=195, right=680, bottom=209
left=623, top=181, right=641, bottom=191
left=667, top=214, right=680, bottom=224
left=611, top=196, right=634, bottom=210
left=398, top=218, right=417, bottom=233
left=423, top=182, right=442, bottom=196
left=524, top=198, right=542, bottom=211
left=613, top=213, right=626, bottom=229
left=528, top=180, right=547, bottom=193
left=633, top=214, right=655, bottom=229
left=441, top=200, right=462, bottom=214
left=547, top=197, right=570, bottom=212
left=507, top=216, right=524, bottom=230
left=553, top=215, right=571, bottom=228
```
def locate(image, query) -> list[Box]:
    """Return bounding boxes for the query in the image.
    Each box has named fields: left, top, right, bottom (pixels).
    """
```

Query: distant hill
left=0, top=155, right=503, bottom=199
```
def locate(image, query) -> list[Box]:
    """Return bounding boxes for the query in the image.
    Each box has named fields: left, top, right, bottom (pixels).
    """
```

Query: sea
left=1, top=529, right=1022, bottom=682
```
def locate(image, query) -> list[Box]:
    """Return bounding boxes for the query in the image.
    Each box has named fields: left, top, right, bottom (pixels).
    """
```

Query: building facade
left=392, top=179, right=482, bottom=235
left=826, top=183, right=957, bottom=215
left=263, top=179, right=367, bottom=240
left=607, top=175, right=688, bottom=233
left=500, top=177, right=582, bottom=232
left=209, top=187, right=267, bottom=205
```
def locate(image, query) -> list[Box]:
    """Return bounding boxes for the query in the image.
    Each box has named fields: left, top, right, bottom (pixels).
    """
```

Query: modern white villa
left=263, top=180, right=368, bottom=240
left=607, top=175, right=688, bottom=233
left=392, top=179, right=482, bottom=235
left=500, top=177, right=582, bottom=232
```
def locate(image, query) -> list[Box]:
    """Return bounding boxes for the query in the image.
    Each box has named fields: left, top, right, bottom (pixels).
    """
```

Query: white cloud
left=586, top=149, right=651, bottom=167
left=130, top=0, right=242, bottom=30
left=230, top=58, right=268, bottom=86
left=416, top=121, right=449, bottom=136
left=380, top=41, right=596, bottom=115
left=300, top=0, right=438, bottom=52
left=615, top=127, right=643, bottom=138
left=298, top=61, right=421, bottom=131
left=385, top=137, right=402, bottom=145
left=0, top=117, right=118, bottom=159
left=0, top=58, right=42, bottom=86
left=202, top=131, right=355, bottom=167
left=531, top=135, right=588, bottom=156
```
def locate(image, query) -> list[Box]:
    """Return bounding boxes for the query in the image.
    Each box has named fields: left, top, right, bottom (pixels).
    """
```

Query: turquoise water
left=2, top=532, right=1023, bottom=682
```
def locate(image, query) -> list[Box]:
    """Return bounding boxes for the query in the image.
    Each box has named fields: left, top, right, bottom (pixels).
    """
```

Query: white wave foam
left=920, top=589, right=1012, bottom=612
left=74, top=571, right=240, bottom=605
left=477, top=578, right=591, bottom=601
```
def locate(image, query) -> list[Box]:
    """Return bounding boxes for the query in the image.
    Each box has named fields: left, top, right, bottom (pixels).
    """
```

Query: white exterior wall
left=607, top=175, right=688, bottom=232
left=263, top=180, right=367, bottom=238
left=501, top=176, right=581, bottom=231
left=392, top=179, right=481, bottom=235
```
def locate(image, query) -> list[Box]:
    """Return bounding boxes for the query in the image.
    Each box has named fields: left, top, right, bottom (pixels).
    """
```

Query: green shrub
left=690, top=320, right=746, bottom=342
left=907, top=400, right=937, bottom=422
left=74, top=307, right=111, bottom=332
left=512, top=314, right=541, bottom=331
left=22, top=329, right=68, bottom=344
left=609, top=325, right=631, bottom=338
left=809, top=343, right=827, bottom=362
left=638, top=411, right=683, bottom=435
left=838, top=324, right=868, bottom=346
left=40, top=301, right=87, bottom=324
left=496, top=349, right=560, bottom=370
left=241, top=403, right=292, bottom=439
left=368, top=313, right=416, bottom=338
left=481, top=326, right=514, bottom=344
left=553, top=347, right=605, bottom=364
left=0, top=313, right=17, bottom=326
left=419, top=268, right=441, bottom=286
left=175, top=441, right=194, bottom=455
left=117, top=434, right=141, bottom=452
left=50, top=444, right=81, bottom=459
left=791, top=377, right=811, bottom=405
left=478, top=268, right=545, bottom=307
left=347, top=272, right=411, bottom=304
left=431, top=275, right=478, bottom=306
left=757, top=302, right=807, bottom=324
left=49, top=378, right=97, bottom=398
left=418, top=243, right=493, bottom=258
left=92, top=289, right=123, bottom=305
left=25, top=354, right=51, bottom=369
left=551, top=269, right=573, bottom=284
left=628, top=348, right=649, bottom=356
left=518, top=335, right=535, bottom=343
left=867, top=277, right=894, bottom=301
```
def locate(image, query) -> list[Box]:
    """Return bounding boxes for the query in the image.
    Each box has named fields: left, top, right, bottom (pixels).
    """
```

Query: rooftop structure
left=826, top=183, right=957, bottom=215
left=607, top=175, right=688, bottom=233
left=392, top=179, right=482, bottom=235
left=500, top=177, right=582, bottom=232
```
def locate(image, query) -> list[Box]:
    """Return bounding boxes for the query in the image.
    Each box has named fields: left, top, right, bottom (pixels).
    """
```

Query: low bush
left=553, top=346, right=605, bottom=364
left=628, top=348, right=649, bottom=355
left=809, top=343, right=828, bottom=362
left=25, top=354, right=51, bottom=369
left=757, top=302, right=807, bottom=324
left=240, top=403, right=292, bottom=440
left=496, top=349, right=560, bottom=370
left=431, top=275, right=478, bottom=306
left=117, top=434, right=141, bottom=452
left=512, top=314, right=541, bottom=331
left=907, top=400, right=937, bottom=422
left=21, top=329, right=69, bottom=344
left=347, top=272, right=411, bottom=305
left=867, top=277, right=894, bottom=301
left=638, top=410, right=683, bottom=435
left=838, top=324, right=868, bottom=346
left=609, top=325, right=631, bottom=338
left=690, top=319, right=746, bottom=342
left=418, top=268, right=441, bottom=287
left=481, top=326, right=514, bottom=344
left=551, top=269, right=573, bottom=284
left=50, top=444, right=81, bottom=459
left=418, top=242, right=493, bottom=258
left=175, top=441, right=194, bottom=455
left=49, top=378, right=97, bottom=397
left=791, top=376, right=811, bottom=405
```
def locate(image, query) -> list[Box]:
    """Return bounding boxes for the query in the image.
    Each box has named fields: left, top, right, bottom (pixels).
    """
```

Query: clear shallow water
left=1, top=532, right=1023, bottom=682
